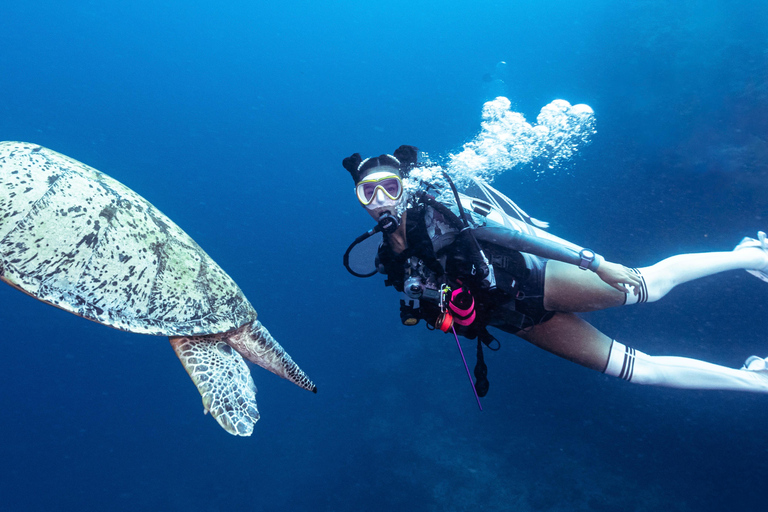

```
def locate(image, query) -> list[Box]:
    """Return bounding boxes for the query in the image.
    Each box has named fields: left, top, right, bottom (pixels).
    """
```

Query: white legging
left=605, top=246, right=768, bottom=392
left=604, top=341, right=768, bottom=392
left=625, top=249, right=765, bottom=305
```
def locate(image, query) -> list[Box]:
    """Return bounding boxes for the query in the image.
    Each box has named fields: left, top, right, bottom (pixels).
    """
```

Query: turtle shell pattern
left=0, top=141, right=255, bottom=336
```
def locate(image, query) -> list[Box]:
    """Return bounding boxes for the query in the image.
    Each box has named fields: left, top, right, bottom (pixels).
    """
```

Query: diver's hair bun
left=393, top=145, right=418, bottom=170
left=342, top=153, right=363, bottom=183
left=342, top=145, right=419, bottom=184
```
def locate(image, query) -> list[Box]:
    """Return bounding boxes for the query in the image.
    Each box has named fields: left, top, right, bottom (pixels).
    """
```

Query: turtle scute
left=0, top=141, right=256, bottom=337
left=0, top=142, right=316, bottom=436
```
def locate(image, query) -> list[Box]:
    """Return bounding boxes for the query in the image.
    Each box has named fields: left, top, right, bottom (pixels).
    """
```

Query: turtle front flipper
left=227, top=321, right=317, bottom=394
left=170, top=335, right=260, bottom=436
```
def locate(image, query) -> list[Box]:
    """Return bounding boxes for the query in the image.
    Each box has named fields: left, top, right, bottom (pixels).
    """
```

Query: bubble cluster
left=400, top=96, right=597, bottom=208
left=399, top=164, right=450, bottom=214
left=446, top=96, right=596, bottom=187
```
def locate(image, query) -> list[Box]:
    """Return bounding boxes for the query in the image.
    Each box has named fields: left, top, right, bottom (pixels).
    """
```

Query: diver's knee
left=628, top=264, right=676, bottom=304
left=604, top=340, right=654, bottom=384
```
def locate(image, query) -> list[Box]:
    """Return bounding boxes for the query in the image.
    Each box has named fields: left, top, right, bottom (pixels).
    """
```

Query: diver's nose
left=370, top=187, right=389, bottom=207
left=374, top=187, right=388, bottom=202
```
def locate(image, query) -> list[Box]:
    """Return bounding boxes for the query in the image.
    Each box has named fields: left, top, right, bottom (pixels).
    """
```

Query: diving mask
left=356, top=171, right=403, bottom=206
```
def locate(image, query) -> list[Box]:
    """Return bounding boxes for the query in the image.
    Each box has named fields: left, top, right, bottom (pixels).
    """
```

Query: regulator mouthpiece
left=378, top=212, right=399, bottom=234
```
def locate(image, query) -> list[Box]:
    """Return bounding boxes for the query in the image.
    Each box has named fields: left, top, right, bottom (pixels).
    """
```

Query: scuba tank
left=457, top=177, right=581, bottom=252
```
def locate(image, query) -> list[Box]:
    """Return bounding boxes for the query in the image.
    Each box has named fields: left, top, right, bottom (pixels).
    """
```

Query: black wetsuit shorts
left=488, top=253, right=555, bottom=334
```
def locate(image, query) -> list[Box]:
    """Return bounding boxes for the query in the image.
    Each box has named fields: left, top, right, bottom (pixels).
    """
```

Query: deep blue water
left=1, top=1, right=767, bottom=510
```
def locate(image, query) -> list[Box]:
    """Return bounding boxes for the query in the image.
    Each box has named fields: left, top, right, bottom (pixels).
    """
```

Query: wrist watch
left=578, top=249, right=595, bottom=270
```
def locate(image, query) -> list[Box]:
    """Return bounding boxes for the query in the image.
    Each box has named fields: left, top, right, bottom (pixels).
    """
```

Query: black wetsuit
left=377, top=193, right=598, bottom=342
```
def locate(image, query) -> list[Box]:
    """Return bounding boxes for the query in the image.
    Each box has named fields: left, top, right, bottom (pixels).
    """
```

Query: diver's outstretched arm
left=517, top=313, right=768, bottom=393
left=473, top=226, right=644, bottom=292
left=543, top=241, right=768, bottom=312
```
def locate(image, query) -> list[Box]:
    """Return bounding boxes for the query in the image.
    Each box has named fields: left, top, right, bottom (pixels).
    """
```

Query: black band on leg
left=605, top=340, right=637, bottom=381
left=624, top=268, right=649, bottom=305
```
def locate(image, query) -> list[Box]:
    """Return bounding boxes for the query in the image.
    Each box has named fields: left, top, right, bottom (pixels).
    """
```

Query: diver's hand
left=595, top=261, right=642, bottom=295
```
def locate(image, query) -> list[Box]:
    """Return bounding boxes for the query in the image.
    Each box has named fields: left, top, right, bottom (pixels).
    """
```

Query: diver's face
left=355, top=171, right=404, bottom=221
left=364, top=188, right=402, bottom=221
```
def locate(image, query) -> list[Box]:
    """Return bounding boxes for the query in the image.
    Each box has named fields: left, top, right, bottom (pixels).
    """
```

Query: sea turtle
left=0, top=141, right=316, bottom=436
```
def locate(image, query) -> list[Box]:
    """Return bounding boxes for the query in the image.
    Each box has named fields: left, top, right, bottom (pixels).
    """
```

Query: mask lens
left=361, top=182, right=378, bottom=202
left=380, top=178, right=402, bottom=198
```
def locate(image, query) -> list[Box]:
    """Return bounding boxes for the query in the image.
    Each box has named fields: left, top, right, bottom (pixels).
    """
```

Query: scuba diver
left=342, top=145, right=768, bottom=403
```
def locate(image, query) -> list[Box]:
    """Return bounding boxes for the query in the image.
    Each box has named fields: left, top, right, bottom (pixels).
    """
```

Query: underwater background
left=2, top=1, right=767, bottom=510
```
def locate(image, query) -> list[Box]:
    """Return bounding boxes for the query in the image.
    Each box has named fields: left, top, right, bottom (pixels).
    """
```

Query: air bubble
left=401, top=96, right=596, bottom=207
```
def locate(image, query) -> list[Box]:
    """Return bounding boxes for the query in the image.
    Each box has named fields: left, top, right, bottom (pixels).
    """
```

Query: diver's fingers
left=614, top=283, right=630, bottom=293
left=606, top=280, right=629, bottom=293
left=623, top=269, right=643, bottom=287
left=617, top=274, right=642, bottom=295
left=616, top=282, right=633, bottom=293
left=620, top=280, right=640, bottom=295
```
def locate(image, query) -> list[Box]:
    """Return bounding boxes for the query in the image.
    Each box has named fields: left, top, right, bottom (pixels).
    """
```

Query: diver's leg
left=517, top=313, right=768, bottom=393
left=543, top=261, right=627, bottom=312
left=543, top=248, right=768, bottom=312
left=628, top=249, right=766, bottom=304
left=516, top=312, right=613, bottom=371
left=605, top=340, right=768, bottom=393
